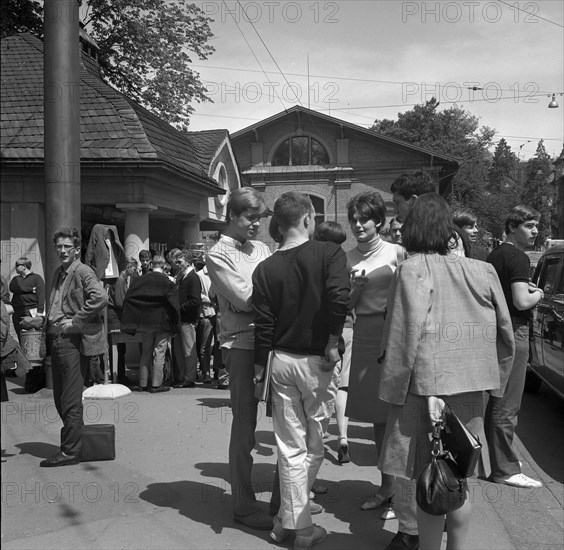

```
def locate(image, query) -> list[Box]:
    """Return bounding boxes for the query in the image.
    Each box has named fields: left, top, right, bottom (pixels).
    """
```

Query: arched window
left=307, top=194, right=325, bottom=225
left=272, top=136, right=330, bottom=166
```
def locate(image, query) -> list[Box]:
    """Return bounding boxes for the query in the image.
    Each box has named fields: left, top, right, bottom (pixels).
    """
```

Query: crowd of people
left=0, top=170, right=547, bottom=550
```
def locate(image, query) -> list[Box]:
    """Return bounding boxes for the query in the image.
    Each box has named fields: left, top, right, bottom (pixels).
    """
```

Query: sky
left=185, top=0, right=564, bottom=160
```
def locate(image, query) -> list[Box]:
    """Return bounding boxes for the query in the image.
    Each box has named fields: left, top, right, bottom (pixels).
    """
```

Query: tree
left=2, top=0, right=215, bottom=130
left=372, top=98, right=502, bottom=237
left=522, top=140, right=556, bottom=245
left=1, top=0, right=43, bottom=38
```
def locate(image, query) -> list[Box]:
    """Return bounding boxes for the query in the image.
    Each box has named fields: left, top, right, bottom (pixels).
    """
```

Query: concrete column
left=181, top=219, right=200, bottom=247
left=43, top=0, right=81, bottom=292
left=116, top=203, right=157, bottom=262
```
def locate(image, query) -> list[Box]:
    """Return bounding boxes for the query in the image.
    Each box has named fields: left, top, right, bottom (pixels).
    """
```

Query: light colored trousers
left=174, top=322, right=198, bottom=384
left=271, top=350, right=335, bottom=530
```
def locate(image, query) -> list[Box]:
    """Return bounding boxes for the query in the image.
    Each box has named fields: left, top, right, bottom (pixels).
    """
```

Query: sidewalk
left=1, top=378, right=563, bottom=550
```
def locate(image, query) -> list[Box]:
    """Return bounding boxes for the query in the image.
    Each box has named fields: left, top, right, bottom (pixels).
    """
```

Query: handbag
left=441, top=404, right=482, bottom=478
left=416, top=421, right=467, bottom=516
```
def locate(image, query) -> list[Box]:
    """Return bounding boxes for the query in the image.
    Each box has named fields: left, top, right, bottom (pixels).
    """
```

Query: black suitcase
left=80, top=424, right=116, bottom=461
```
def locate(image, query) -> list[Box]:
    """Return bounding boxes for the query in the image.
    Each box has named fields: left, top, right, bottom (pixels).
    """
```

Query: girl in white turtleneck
left=345, top=191, right=405, bottom=514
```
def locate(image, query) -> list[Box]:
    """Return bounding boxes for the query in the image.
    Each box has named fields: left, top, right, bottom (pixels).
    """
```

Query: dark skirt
left=378, top=391, right=490, bottom=480
left=345, top=314, right=389, bottom=423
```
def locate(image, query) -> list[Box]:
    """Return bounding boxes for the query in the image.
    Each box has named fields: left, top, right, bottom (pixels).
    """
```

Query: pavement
left=1, top=375, right=563, bottom=550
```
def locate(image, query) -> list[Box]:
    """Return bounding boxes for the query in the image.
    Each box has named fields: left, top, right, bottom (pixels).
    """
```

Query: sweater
left=9, top=272, right=45, bottom=314
left=252, top=240, right=350, bottom=367
left=177, top=268, right=202, bottom=323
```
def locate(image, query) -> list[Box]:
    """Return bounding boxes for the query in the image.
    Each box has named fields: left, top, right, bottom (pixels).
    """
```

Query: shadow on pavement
left=15, top=441, right=58, bottom=459
left=139, top=480, right=273, bottom=541
left=196, top=397, right=231, bottom=409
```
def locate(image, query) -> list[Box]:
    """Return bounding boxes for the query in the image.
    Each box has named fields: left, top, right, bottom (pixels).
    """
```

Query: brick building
left=230, top=106, right=459, bottom=249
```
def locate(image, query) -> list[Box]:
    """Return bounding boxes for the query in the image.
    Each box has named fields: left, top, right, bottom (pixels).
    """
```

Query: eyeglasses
left=54, top=244, right=76, bottom=251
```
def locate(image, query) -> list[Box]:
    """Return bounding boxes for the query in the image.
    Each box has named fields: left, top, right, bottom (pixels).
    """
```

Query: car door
left=534, top=253, right=564, bottom=398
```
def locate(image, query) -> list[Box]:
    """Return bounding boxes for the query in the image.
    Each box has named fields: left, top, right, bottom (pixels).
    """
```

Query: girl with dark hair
left=345, top=191, right=405, bottom=514
left=377, top=193, right=515, bottom=549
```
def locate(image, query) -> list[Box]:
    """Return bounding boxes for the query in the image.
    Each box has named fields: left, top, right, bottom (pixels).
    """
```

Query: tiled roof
left=0, top=33, right=220, bottom=187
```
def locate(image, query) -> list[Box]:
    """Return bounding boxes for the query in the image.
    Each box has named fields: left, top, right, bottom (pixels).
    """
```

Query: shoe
left=360, top=492, right=394, bottom=511
left=492, top=473, right=543, bottom=488
left=381, top=499, right=396, bottom=520
left=203, top=376, right=213, bottom=384
left=293, top=524, right=327, bottom=550
left=40, top=451, right=79, bottom=468
left=311, top=483, right=328, bottom=495
left=149, top=385, right=171, bottom=393
left=310, top=502, right=323, bottom=515
left=234, top=510, right=273, bottom=530
left=270, top=515, right=290, bottom=543
left=337, top=438, right=350, bottom=464
left=384, top=531, right=419, bottom=550
left=173, top=382, right=195, bottom=388
left=131, top=385, right=147, bottom=392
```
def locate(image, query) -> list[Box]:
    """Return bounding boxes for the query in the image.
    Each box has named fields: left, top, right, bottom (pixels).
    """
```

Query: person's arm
left=207, top=249, right=255, bottom=312
left=35, top=274, right=46, bottom=314
left=252, top=264, right=276, bottom=368
left=167, top=283, right=181, bottom=327
left=64, top=267, right=108, bottom=333
left=511, top=281, right=543, bottom=310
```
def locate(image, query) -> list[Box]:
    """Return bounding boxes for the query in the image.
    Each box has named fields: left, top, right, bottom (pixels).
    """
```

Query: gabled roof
left=231, top=105, right=460, bottom=165
left=0, top=33, right=221, bottom=190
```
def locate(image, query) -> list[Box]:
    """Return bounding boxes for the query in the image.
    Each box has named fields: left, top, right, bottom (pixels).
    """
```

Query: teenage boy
left=486, top=205, right=543, bottom=488
left=206, top=188, right=273, bottom=530
left=252, top=192, right=349, bottom=550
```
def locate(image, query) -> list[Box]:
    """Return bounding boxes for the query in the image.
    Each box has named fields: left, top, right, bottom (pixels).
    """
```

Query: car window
left=537, top=256, right=561, bottom=295
left=555, top=267, right=564, bottom=295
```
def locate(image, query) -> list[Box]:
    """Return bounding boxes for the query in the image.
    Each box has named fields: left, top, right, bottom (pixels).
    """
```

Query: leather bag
left=441, top=404, right=482, bottom=478
left=80, top=424, right=116, bottom=461
left=416, top=422, right=467, bottom=516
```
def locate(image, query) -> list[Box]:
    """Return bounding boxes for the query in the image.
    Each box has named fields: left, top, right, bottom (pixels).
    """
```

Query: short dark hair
left=226, top=187, right=269, bottom=220
left=15, top=257, right=32, bottom=269
left=176, top=249, right=193, bottom=264
left=273, top=192, right=313, bottom=232
left=402, top=194, right=459, bottom=255
left=389, top=217, right=403, bottom=228
left=453, top=208, right=478, bottom=228
left=269, top=216, right=284, bottom=244
left=313, top=221, right=346, bottom=245
left=139, top=249, right=152, bottom=261
left=347, top=191, right=387, bottom=231
left=505, top=205, right=540, bottom=234
left=53, top=227, right=81, bottom=248
left=390, top=170, right=435, bottom=200
left=125, top=257, right=138, bottom=268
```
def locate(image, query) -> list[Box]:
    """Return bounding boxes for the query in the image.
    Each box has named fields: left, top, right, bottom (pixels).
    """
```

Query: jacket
left=84, top=224, right=126, bottom=281
left=378, top=253, right=515, bottom=405
left=46, top=260, right=108, bottom=356
left=177, top=268, right=201, bottom=324
left=121, top=271, right=180, bottom=334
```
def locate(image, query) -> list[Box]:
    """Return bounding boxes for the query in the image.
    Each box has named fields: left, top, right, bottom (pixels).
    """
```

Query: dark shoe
left=173, top=382, right=195, bottom=388
left=294, top=524, right=327, bottom=550
left=338, top=438, right=351, bottom=464
left=40, top=451, right=79, bottom=468
left=149, top=385, right=171, bottom=393
left=384, top=531, right=420, bottom=550
left=203, top=376, right=213, bottom=384
left=131, top=385, right=147, bottom=392
left=234, top=510, right=274, bottom=530
left=217, top=382, right=229, bottom=390
left=270, top=515, right=290, bottom=543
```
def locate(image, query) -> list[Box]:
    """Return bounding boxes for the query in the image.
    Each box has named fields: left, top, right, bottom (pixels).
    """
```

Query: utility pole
left=43, top=0, right=81, bottom=291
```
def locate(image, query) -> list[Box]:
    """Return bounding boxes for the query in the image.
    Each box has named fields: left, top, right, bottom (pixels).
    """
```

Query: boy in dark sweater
left=252, top=192, right=349, bottom=550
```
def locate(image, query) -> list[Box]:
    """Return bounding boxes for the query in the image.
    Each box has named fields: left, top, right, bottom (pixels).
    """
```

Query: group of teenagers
left=206, top=171, right=544, bottom=550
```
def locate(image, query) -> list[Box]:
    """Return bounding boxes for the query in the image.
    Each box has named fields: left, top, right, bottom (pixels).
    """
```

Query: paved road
left=1, top=377, right=563, bottom=550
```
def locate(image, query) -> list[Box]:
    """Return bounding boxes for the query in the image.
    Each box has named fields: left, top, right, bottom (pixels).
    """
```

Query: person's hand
left=528, top=281, right=544, bottom=298
left=322, top=338, right=340, bottom=371
left=427, top=396, right=446, bottom=424
left=351, top=268, right=368, bottom=289
left=59, top=318, right=73, bottom=335
left=253, top=363, right=266, bottom=384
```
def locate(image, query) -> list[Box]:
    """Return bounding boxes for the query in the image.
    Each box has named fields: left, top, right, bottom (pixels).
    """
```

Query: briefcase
left=80, top=424, right=116, bottom=461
